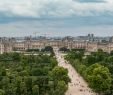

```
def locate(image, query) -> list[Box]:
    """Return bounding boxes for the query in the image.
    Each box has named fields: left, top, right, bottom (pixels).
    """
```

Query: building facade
left=0, top=36, right=113, bottom=54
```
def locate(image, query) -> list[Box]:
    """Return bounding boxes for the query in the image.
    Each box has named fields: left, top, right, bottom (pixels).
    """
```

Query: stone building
left=0, top=36, right=113, bottom=54
left=87, top=42, right=113, bottom=53
left=0, top=38, right=13, bottom=54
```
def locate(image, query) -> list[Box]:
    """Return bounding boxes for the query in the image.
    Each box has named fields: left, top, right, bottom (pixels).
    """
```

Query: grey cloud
left=0, top=0, right=112, bottom=19
left=75, top=0, right=106, bottom=3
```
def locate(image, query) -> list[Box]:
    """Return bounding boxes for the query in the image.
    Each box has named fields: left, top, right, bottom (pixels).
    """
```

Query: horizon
left=0, top=33, right=112, bottom=38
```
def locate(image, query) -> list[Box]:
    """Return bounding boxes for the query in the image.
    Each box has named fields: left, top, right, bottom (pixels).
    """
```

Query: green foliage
left=50, top=66, right=70, bottom=84
left=59, top=47, right=70, bottom=52
left=26, top=49, right=39, bottom=52
left=110, top=50, right=113, bottom=56
left=67, top=49, right=85, bottom=61
left=66, top=50, right=113, bottom=94
left=86, top=63, right=112, bottom=93
left=0, top=89, right=5, bottom=95
left=46, top=66, right=69, bottom=95
left=32, top=85, right=39, bottom=95
left=0, top=52, right=68, bottom=95
left=0, top=52, right=21, bottom=62
left=53, top=81, right=68, bottom=95
left=41, top=46, right=53, bottom=52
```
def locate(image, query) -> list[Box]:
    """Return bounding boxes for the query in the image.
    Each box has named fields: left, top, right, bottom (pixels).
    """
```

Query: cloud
left=0, top=0, right=112, bottom=19
left=0, top=0, right=113, bottom=37
left=75, top=0, right=106, bottom=3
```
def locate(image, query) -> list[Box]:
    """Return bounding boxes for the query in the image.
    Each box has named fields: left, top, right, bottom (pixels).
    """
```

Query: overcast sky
left=0, top=0, right=113, bottom=37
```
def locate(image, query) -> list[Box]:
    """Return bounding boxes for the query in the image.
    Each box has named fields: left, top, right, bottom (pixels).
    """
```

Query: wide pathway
left=53, top=47, right=98, bottom=95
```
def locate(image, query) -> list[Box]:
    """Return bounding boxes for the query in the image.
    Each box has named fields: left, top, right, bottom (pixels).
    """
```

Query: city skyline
left=0, top=0, right=113, bottom=37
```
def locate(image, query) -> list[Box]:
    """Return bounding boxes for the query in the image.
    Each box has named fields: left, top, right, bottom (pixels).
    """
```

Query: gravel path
left=54, top=48, right=98, bottom=95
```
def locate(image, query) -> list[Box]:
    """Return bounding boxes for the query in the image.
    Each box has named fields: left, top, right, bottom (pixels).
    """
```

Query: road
left=53, top=47, right=98, bottom=95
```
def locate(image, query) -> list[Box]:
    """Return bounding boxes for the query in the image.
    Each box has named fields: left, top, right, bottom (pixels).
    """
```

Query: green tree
left=86, top=63, right=112, bottom=93
left=55, top=81, right=68, bottom=95
left=50, top=66, right=70, bottom=84
left=0, top=89, right=5, bottom=95
left=42, top=46, right=53, bottom=52
left=11, top=52, right=21, bottom=61
left=59, top=47, right=69, bottom=52
left=20, top=82, right=27, bottom=95
left=32, top=85, right=39, bottom=95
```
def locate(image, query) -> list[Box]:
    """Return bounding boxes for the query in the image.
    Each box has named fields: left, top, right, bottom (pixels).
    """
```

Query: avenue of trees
left=65, top=49, right=113, bottom=95
left=0, top=51, right=69, bottom=95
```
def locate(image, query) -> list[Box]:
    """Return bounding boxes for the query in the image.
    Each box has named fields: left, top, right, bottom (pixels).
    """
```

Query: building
left=0, top=35, right=113, bottom=54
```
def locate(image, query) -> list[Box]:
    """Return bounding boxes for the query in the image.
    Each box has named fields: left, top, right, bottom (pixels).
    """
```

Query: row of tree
left=65, top=49, right=113, bottom=95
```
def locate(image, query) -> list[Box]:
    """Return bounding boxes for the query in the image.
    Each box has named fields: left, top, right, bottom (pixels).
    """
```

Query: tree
left=0, top=52, right=69, bottom=95
left=50, top=66, right=70, bottom=84
left=59, top=47, right=69, bottom=52
left=21, top=55, right=28, bottom=65
left=19, top=70, right=29, bottom=76
left=26, top=49, right=39, bottom=52
left=32, top=85, right=39, bottom=95
left=91, top=49, right=107, bottom=62
left=53, top=81, right=68, bottom=95
left=20, top=82, right=27, bottom=95
left=85, top=55, right=96, bottom=65
left=11, top=52, right=21, bottom=61
left=67, top=50, right=84, bottom=61
left=0, top=89, right=5, bottom=95
left=50, top=58, right=58, bottom=68
left=85, top=63, right=112, bottom=93
left=42, top=46, right=53, bottom=52
left=1, top=68, right=6, bottom=76
left=31, top=68, right=47, bottom=76
left=107, top=56, right=113, bottom=63
left=110, top=50, right=113, bottom=56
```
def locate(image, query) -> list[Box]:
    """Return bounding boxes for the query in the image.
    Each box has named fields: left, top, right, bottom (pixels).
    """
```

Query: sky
left=0, top=0, right=113, bottom=37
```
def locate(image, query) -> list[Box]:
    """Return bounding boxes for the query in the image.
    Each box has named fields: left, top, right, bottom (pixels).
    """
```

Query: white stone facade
left=0, top=38, right=113, bottom=54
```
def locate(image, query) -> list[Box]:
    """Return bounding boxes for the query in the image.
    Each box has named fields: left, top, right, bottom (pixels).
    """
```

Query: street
left=53, top=47, right=98, bottom=95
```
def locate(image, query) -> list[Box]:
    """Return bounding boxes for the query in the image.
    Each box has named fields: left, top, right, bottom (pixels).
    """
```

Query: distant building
left=0, top=35, right=113, bottom=54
